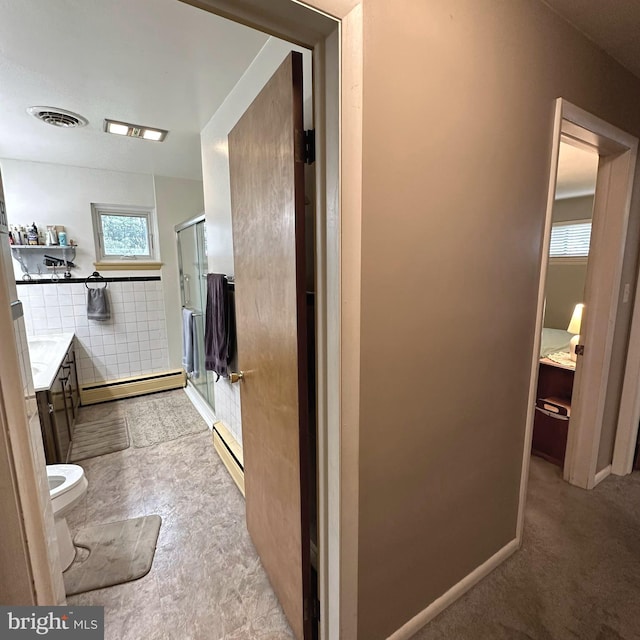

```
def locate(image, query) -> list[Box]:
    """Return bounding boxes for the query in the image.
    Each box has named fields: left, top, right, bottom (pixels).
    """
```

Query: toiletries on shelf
left=9, top=224, right=69, bottom=246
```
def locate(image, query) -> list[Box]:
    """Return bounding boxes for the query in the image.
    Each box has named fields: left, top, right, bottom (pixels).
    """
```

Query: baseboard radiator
left=213, top=421, right=245, bottom=496
left=79, top=369, right=186, bottom=405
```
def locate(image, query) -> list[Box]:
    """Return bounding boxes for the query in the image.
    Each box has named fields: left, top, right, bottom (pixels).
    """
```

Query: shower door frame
left=175, top=213, right=213, bottom=409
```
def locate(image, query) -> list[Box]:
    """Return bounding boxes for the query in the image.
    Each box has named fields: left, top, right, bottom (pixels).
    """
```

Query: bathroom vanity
left=28, top=333, right=79, bottom=463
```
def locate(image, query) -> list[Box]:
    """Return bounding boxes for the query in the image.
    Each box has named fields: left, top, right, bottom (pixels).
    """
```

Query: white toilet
left=46, top=464, right=88, bottom=571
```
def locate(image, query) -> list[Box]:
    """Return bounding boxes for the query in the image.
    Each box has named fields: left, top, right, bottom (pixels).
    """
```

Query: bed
left=540, top=328, right=573, bottom=358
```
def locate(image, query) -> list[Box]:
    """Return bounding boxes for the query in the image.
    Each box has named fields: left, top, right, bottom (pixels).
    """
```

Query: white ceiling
left=0, top=0, right=269, bottom=180
left=556, top=141, right=599, bottom=200
left=543, top=0, right=640, bottom=80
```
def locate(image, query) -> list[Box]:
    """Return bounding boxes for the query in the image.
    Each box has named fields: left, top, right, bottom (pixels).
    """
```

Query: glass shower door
left=177, top=217, right=214, bottom=410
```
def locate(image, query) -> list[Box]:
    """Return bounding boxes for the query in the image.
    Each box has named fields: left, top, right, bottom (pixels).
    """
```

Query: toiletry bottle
left=27, top=222, right=39, bottom=245
left=58, top=230, right=68, bottom=247
left=46, top=225, right=58, bottom=245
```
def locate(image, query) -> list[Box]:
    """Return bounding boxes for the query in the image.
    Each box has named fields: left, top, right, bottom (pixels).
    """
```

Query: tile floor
left=66, top=391, right=294, bottom=640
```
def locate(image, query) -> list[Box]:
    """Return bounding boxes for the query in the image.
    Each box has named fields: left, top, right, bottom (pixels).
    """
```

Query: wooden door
left=228, top=52, right=311, bottom=640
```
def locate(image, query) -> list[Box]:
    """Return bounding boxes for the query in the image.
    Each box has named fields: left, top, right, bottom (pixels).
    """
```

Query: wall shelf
left=11, top=245, right=77, bottom=278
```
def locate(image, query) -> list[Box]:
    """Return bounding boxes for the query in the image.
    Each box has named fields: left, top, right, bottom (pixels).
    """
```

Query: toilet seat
left=46, top=464, right=88, bottom=520
left=47, top=464, right=85, bottom=500
left=46, top=464, right=89, bottom=571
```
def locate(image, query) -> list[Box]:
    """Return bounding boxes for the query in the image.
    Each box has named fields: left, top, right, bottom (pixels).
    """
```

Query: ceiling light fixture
left=104, top=119, right=168, bottom=142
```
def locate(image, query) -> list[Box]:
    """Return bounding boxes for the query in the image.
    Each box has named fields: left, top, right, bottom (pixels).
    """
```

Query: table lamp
left=568, top=303, right=584, bottom=362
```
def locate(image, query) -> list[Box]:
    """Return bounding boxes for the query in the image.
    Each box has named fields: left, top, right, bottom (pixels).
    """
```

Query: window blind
left=549, top=221, right=591, bottom=258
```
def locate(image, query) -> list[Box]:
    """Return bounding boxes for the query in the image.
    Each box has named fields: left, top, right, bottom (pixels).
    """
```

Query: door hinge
left=304, top=129, right=315, bottom=164
left=296, top=129, right=316, bottom=165
left=575, top=344, right=585, bottom=356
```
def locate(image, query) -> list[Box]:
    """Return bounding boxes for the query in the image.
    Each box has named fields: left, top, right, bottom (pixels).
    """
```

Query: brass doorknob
left=229, top=371, right=244, bottom=383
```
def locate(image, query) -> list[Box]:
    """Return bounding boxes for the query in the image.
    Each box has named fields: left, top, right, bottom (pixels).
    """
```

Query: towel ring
left=85, top=271, right=108, bottom=290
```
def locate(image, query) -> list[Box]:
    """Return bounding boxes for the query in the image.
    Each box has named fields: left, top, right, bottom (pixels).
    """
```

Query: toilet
left=46, top=464, right=88, bottom=571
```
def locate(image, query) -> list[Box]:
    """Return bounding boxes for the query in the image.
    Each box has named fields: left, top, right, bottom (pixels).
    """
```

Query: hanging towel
left=182, top=308, right=200, bottom=378
left=87, top=288, right=110, bottom=321
left=204, top=273, right=232, bottom=379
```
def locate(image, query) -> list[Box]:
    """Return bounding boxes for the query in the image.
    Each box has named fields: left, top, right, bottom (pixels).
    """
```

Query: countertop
left=27, top=332, right=75, bottom=392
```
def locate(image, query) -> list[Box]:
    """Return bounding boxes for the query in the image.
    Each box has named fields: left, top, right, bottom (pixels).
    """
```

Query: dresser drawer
left=532, top=406, right=569, bottom=468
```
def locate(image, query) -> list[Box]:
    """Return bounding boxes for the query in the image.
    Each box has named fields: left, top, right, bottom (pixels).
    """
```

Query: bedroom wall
left=543, top=195, right=593, bottom=329
left=353, top=1, right=640, bottom=638
left=552, top=194, right=594, bottom=223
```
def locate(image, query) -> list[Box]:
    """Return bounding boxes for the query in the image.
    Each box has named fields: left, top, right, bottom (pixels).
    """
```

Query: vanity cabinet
left=37, top=347, right=79, bottom=463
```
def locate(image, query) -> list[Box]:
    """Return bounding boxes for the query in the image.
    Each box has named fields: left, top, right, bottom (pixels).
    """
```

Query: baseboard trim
left=80, top=369, right=185, bottom=405
left=386, top=538, right=519, bottom=640
left=184, top=382, right=216, bottom=429
left=594, top=464, right=612, bottom=487
left=213, top=424, right=245, bottom=497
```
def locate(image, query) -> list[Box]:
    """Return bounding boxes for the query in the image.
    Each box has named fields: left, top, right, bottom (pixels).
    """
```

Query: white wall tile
left=17, top=278, right=169, bottom=384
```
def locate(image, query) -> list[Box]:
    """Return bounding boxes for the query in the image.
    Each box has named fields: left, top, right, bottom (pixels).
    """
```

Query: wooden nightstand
left=532, top=359, right=575, bottom=468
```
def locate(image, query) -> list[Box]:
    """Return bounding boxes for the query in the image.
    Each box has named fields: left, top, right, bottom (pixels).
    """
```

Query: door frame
left=520, top=98, right=638, bottom=510
left=177, top=2, right=362, bottom=638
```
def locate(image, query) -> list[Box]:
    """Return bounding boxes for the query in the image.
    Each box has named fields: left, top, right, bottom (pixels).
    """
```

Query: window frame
left=91, top=203, right=157, bottom=263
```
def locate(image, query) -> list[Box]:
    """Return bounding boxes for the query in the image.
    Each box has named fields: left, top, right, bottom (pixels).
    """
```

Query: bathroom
left=0, top=1, right=314, bottom=637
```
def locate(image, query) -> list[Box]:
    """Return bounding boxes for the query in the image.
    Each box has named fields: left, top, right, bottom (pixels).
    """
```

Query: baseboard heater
left=80, top=369, right=186, bottom=405
left=212, top=421, right=245, bottom=496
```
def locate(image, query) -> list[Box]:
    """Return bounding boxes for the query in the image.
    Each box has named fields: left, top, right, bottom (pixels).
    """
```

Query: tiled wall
left=18, top=279, right=169, bottom=384
left=13, top=314, right=65, bottom=604
left=213, top=377, right=243, bottom=445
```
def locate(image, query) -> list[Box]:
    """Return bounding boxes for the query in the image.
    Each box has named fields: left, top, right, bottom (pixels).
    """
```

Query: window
left=92, top=204, right=156, bottom=262
left=549, top=220, right=591, bottom=258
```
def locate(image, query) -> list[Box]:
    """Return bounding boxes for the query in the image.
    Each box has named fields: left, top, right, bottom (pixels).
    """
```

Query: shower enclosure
left=176, top=214, right=215, bottom=410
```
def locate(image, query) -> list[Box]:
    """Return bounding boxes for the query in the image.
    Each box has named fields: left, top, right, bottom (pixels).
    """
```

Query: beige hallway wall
left=355, top=1, right=640, bottom=638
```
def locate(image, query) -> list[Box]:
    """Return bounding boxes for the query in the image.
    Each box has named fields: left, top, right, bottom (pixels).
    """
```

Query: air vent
left=27, top=106, right=88, bottom=128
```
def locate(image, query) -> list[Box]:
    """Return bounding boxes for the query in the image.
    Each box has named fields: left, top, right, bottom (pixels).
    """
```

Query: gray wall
left=543, top=195, right=593, bottom=329
left=544, top=262, right=587, bottom=329
left=355, top=1, right=640, bottom=637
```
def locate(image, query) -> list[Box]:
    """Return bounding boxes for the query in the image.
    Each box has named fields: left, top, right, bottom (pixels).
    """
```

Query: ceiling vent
left=27, top=106, right=88, bottom=128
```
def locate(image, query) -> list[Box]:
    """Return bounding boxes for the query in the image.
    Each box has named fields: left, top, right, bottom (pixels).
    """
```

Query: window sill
left=94, top=261, right=163, bottom=271
left=548, top=257, right=588, bottom=266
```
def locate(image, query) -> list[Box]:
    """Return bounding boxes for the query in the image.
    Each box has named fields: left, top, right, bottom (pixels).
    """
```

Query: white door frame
left=179, top=2, right=363, bottom=638
left=521, top=98, right=637, bottom=502
left=613, top=256, right=640, bottom=475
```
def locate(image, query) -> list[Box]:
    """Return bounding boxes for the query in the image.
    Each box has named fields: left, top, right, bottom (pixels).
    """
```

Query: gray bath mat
left=125, top=394, right=207, bottom=448
left=63, top=515, right=161, bottom=596
left=69, top=417, right=130, bottom=462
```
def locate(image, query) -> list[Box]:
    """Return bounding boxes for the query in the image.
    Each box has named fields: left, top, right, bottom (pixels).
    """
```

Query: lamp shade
left=568, top=303, right=584, bottom=335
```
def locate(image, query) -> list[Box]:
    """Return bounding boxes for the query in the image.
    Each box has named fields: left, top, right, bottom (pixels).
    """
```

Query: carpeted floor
left=411, top=457, right=640, bottom=640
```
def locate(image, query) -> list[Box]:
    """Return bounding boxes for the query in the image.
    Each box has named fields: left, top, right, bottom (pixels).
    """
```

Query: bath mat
left=125, top=393, right=207, bottom=448
left=63, top=515, right=161, bottom=596
left=69, top=417, right=130, bottom=462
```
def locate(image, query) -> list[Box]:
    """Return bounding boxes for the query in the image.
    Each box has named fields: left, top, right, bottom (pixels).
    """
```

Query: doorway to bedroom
left=533, top=140, right=597, bottom=471
left=525, top=99, right=640, bottom=495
